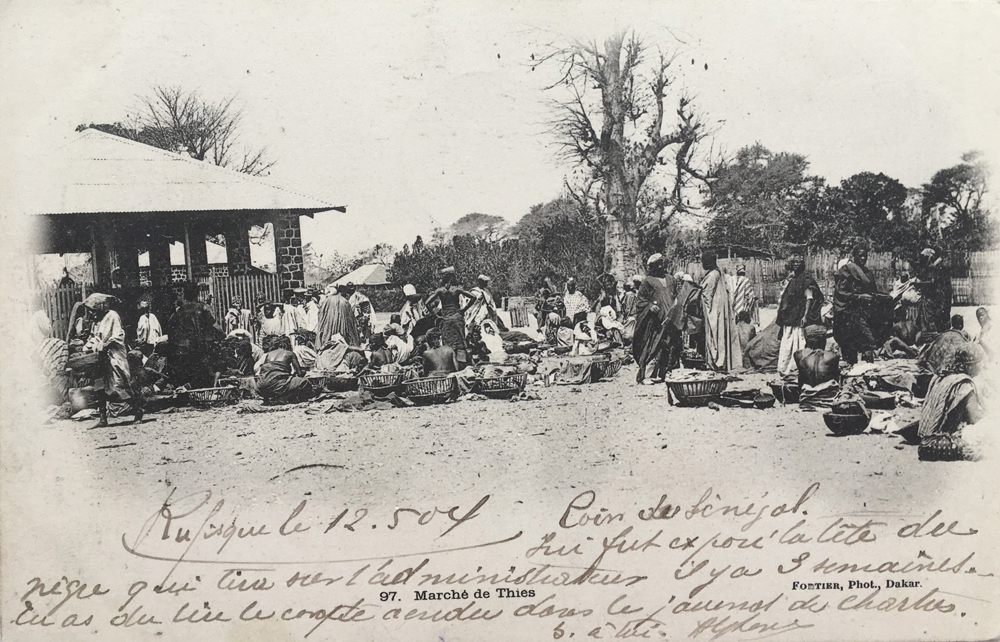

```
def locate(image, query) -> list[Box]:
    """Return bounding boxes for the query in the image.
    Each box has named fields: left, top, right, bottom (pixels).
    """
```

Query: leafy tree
left=545, top=31, right=713, bottom=279
left=921, top=151, right=996, bottom=253
left=448, top=213, right=509, bottom=242
left=77, top=85, right=275, bottom=176
left=703, top=144, right=814, bottom=256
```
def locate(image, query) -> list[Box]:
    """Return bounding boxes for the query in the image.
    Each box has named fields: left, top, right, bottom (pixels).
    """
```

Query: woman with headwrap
left=918, top=344, right=985, bottom=461
left=699, top=251, right=742, bottom=372
left=631, top=254, right=679, bottom=383
left=82, top=294, right=143, bottom=426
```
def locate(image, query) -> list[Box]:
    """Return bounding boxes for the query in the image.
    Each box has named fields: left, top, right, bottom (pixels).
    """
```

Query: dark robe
left=631, top=275, right=678, bottom=381
left=833, top=262, right=877, bottom=362
left=315, top=293, right=360, bottom=349
left=169, top=301, right=222, bottom=387
left=776, top=272, right=824, bottom=328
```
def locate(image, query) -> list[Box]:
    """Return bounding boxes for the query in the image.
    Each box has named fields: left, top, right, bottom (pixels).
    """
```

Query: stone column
left=273, top=211, right=304, bottom=291
left=221, top=215, right=252, bottom=276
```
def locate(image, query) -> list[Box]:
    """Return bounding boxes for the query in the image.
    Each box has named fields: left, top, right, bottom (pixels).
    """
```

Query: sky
left=2, top=0, right=999, bottom=258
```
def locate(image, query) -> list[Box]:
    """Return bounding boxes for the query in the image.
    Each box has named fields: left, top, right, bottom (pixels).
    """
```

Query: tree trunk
left=605, top=215, right=642, bottom=281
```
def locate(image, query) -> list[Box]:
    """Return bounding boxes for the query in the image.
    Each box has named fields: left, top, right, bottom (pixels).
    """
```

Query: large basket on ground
left=476, top=373, right=527, bottom=399
left=404, top=377, right=458, bottom=404
left=823, top=412, right=870, bottom=435
left=591, top=358, right=623, bottom=381
left=359, top=372, right=405, bottom=398
left=666, top=378, right=727, bottom=406
left=186, top=386, right=239, bottom=408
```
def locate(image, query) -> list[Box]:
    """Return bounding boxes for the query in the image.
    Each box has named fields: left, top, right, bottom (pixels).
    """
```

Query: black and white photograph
left=1, top=1, right=998, bottom=640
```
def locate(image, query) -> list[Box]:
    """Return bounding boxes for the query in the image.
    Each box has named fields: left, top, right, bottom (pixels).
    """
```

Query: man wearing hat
left=464, top=274, right=504, bottom=332
left=399, top=283, right=430, bottom=340
left=82, top=294, right=144, bottom=426
left=632, top=253, right=680, bottom=383
left=562, top=278, right=590, bottom=326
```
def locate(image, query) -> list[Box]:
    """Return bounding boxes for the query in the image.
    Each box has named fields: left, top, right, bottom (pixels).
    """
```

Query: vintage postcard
left=2, top=1, right=999, bottom=640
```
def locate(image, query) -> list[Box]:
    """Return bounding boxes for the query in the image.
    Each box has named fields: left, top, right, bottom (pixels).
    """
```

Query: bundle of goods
left=307, top=371, right=359, bottom=393
left=591, top=358, right=623, bottom=381
left=769, top=380, right=801, bottom=404
left=67, top=350, right=101, bottom=379
left=665, top=370, right=728, bottom=407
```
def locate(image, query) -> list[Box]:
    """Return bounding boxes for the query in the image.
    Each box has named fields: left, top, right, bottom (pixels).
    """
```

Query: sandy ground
left=3, top=307, right=998, bottom=641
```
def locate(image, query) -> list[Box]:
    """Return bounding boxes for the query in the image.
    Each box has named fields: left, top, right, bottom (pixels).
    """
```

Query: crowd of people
left=30, top=243, right=992, bottom=461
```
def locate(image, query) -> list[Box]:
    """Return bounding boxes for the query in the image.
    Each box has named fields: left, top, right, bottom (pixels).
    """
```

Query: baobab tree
left=546, top=31, right=715, bottom=278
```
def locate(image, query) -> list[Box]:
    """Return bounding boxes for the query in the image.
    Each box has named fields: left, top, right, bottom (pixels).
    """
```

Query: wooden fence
left=672, top=249, right=998, bottom=307
left=32, top=283, right=90, bottom=339
left=205, top=273, right=281, bottom=321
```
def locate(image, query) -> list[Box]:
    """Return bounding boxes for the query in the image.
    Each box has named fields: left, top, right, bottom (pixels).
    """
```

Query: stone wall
left=273, top=211, right=305, bottom=291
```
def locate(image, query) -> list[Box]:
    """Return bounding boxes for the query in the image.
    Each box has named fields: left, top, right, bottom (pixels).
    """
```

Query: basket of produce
left=591, top=358, right=623, bottom=381
left=185, top=385, right=239, bottom=408
left=476, top=373, right=527, bottom=399
left=404, top=376, right=459, bottom=404
left=681, top=349, right=706, bottom=370
left=67, top=350, right=101, bottom=377
left=769, top=381, right=800, bottom=404
left=823, top=412, right=870, bottom=436
left=359, top=372, right=405, bottom=397
left=666, top=375, right=727, bottom=406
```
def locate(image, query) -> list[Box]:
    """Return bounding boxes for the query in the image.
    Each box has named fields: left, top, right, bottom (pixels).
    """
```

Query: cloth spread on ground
left=556, top=357, right=598, bottom=385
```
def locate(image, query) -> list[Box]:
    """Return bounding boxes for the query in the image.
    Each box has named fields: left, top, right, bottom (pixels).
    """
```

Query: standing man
left=425, top=267, right=476, bottom=369
left=135, top=297, right=164, bottom=357
left=914, top=247, right=952, bottom=335
left=833, top=243, right=878, bottom=365
left=732, top=265, right=760, bottom=327
left=169, top=286, right=224, bottom=388
left=562, top=278, right=590, bottom=327
left=700, top=251, right=742, bottom=372
left=776, top=256, right=824, bottom=377
left=464, top=274, right=503, bottom=331
left=344, top=283, right=374, bottom=342
left=315, top=285, right=360, bottom=348
left=399, top=283, right=430, bottom=340
left=631, top=254, right=679, bottom=383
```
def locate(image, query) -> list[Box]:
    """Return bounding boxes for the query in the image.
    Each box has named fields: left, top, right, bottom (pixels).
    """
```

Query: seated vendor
left=422, top=328, right=459, bottom=377
left=256, top=336, right=314, bottom=404
left=367, top=333, right=395, bottom=370
left=793, top=324, right=839, bottom=387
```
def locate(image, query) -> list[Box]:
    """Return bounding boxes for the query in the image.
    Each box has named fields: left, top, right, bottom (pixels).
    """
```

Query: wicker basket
left=186, top=386, right=239, bottom=408
left=591, top=359, right=623, bottom=381
left=667, top=378, right=727, bottom=406
left=404, top=377, right=458, bottom=404
left=477, top=373, right=527, bottom=399
left=359, top=372, right=404, bottom=397
left=823, top=412, right=870, bottom=435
